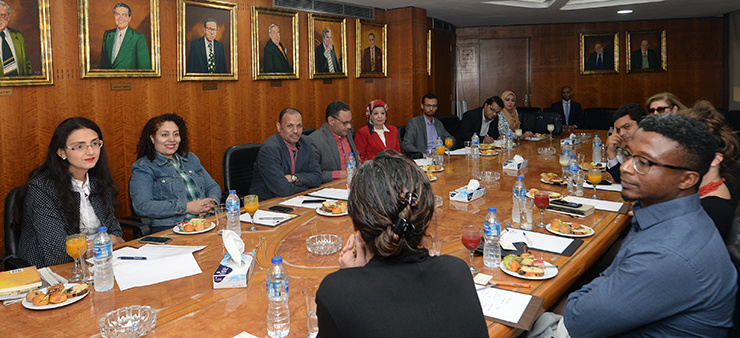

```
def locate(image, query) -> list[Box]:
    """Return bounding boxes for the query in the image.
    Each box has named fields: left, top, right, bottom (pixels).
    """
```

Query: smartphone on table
left=138, top=236, right=173, bottom=245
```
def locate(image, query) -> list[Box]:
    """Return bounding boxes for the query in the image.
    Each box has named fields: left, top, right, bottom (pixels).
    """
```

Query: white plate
left=173, top=221, right=216, bottom=235
left=22, top=283, right=89, bottom=310
left=316, top=208, right=348, bottom=217
left=540, top=178, right=565, bottom=186
left=546, top=223, right=594, bottom=238
left=424, top=167, right=444, bottom=173
left=526, top=190, right=562, bottom=200
left=580, top=162, right=606, bottom=171
left=480, top=151, right=499, bottom=156
left=428, top=175, right=438, bottom=182
left=524, top=136, right=548, bottom=141
left=500, top=262, right=558, bottom=280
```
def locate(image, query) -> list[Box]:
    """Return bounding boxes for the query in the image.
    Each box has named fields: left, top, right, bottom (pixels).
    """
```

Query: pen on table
left=522, top=232, right=534, bottom=246
left=303, top=199, right=326, bottom=204
left=258, top=217, right=288, bottom=220
left=491, top=280, right=530, bottom=288
left=118, top=256, right=147, bottom=260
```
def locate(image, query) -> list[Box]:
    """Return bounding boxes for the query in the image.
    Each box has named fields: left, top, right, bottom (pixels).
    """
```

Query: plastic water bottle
left=346, top=152, right=356, bottom=190
left=266, top=256, right=290, bottom=338
left=483, top=207, right=502, bottom=268
left=512, top=176, right=527, bottom=224
left=568, top=155, right=583, bottom=196
left=506, top=131, right=515, bottom=149
left=592, top=135, right=602, bottom=163
left=92, top=226, right=114, bottom=292
left=471, top=133, right=480, bottom=159
left=225, top=190, right=241, bottom=237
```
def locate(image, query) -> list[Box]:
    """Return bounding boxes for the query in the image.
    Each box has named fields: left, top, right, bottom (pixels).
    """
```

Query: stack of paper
left=112, top=245, right=205, bottom=291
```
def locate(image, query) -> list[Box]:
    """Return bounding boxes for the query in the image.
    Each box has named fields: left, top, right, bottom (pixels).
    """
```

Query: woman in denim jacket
left=129, top=114, right=221, bottom=233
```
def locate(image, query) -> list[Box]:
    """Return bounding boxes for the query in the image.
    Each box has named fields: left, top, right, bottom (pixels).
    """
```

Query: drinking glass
left=515, top=129, right=523, bottom=146
left=547, top=124, right=555, bottom=140
left=461, top=225, right=481, bottom=274
left=559, top=152, right=570, bottom=178
left=243, top=195, right=259, bottom=232
left=215, top=203, right=227, bottom=235
left=303, top=286, right=319, bottom=338
left=436, top=144, right=446, bottom=165
left=65, top=233, right=87, bottom=282
left=588, top=168, right=602, bottom=199
left=534, top=192, right=550, bottom=228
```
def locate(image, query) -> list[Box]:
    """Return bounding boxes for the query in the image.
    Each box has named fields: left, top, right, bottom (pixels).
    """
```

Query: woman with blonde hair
left=646, top=92, right=686, bottom=114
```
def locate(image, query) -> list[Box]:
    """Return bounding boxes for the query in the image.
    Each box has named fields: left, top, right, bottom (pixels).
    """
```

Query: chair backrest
left=584, top=108, right=618, bottom=130
left=518, top=107, right=541, bottom=132
left=302, top=128, right=316, bottom=136
left=534, top=112, right=564, bottom=135
left=437, top=115, right=460, bottom=140
left=398, top=125, right=406, bottom=144
left=3, top=186, right=22, bottom=257
left=222, top=143, right=262, bottom=197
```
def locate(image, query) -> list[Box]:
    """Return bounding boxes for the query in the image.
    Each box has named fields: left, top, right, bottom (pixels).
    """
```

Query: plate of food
left=500, top=253, right=558, bottom=280
left=426, top=172, right=437, bottom=182
left=540, top=172, right=565, bottom=185
left=422, top=165, right=444, bottom=173
left=479, top=143, right=495, bottom=150
left=526, top=188, right=562, bottom=200
left=316, top=201, right=348, bottom=216
left=23, top=283, right=90, bottom=310
left=173, top=218, right=215, bottom=235
left=480, top=149, right=499, bottom=156
left=580, top=162, right=606, bottom=171
left=546, top=219, right=594, bottom=238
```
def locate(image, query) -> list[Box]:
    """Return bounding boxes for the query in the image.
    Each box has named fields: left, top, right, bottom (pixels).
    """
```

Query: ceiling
left=340, top=0, right=740, bottom=28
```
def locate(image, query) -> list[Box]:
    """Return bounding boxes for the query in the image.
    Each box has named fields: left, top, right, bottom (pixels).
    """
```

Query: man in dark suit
left=100, top=3, right=151, bottom=70
left=249, top=108, right=322, bottom=201
left=585, top=43, right=613, bottom=71
left=315, top=28, right=341, bottom=73
left=361, top=33, right=382, bottom=73
left=402, top=93, right=456, bottom=159
left=187, top=18, right=227, bottom=74
left=631, top=39, right=660, bottom=70
left=263, top=23, right=290, bottom=73
left=308, top=101, right=361, bottom=183
left=605, top=104, right=646, bottom=183
left=0, top=1, right=32, bottom=77
left=459, top=96, right=500, bottom=144
left=549, top=86, right=584, bottom=129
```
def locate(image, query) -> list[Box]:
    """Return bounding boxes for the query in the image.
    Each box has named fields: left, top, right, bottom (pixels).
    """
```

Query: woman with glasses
left=354, top=99, right=401, bottom=161
left=129, top=113, right=221, bottom=233
left=645, top=92, right=686, bottom=114
left=14, top=117, right=124, bottom=268
left=316, top=150, right=487, bottom=337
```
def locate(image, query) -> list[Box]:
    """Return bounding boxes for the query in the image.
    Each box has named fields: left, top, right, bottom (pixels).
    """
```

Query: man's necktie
left=208, top=42, right=215, bottom=73
left=112, top=32, right=124, bottom=62
left=370, top=49, right=375, bottom=72
left=0, top=32, right=18, bottom=76
left=643, top=51, right=647, bottom=58
left=565, top=101, right=570, bottom=125
left=596, top=54, right=602, bottom=69
left=326, top=49, right=335, bottom=72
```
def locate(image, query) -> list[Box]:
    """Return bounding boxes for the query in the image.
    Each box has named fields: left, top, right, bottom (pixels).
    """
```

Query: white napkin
left=466, top=179, right=480, bottom=192
left=511, top=155, right=525, bottom=164
left=222, top=230, right=245, bottom=266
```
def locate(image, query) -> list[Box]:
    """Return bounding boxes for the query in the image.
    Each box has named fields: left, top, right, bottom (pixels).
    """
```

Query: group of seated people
left=9, top=87, right=739, bottom=336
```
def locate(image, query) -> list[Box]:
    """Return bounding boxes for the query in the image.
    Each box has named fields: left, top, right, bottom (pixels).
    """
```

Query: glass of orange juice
left=65, top=233, right=87, bottom=282
left=444, top=137, right=454, bottom=154
left=588, top=168, right=602, bottom=199
left=244, top=195, right=259, bottom=232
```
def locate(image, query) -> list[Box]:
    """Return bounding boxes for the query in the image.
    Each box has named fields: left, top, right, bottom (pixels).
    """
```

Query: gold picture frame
left=251, top=6, right=298, bottom=80
left=0, top=0, right=53, bottom=86
left=178, top=0, right=237, bottom=81
left=308, top=14, right=347, bottom=79
left=626, top=30, right=667, bottom=73
left=79, top=0, right=161, bottom=78
left=580, top=32, right=619, bottom=75
left=427, top=29, right=431, bottom=77
left=355, top=19, right=386, bottom=78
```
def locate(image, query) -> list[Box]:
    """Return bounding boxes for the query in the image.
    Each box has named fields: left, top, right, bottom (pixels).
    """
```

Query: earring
left=61, top=156, right=67, bottom=160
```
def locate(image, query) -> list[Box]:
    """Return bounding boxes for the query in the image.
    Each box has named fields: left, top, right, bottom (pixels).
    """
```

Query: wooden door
left=479, top=38, right=531, bottom=107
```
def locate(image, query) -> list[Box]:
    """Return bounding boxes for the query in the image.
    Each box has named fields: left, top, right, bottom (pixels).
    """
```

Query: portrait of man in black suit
left=315, top=27, right=341, bottom=73
left=186, top=18, right=226, bottom=74
left=584, top=43, right=614, bottom=71
left=263, top=23, right=291, bottom=73
left=631, top=39, right=660, bottom=70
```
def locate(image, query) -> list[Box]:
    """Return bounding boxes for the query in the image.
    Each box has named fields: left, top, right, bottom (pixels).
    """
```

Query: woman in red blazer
left=355, top=99, right=402, bottom=161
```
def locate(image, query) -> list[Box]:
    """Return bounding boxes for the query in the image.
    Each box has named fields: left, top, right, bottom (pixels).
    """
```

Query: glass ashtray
left=578, top=133, right=592, bottom=140
left=306, top=234, right=342, bottom=255
left=100, top=305, right=157, bottom=338
left=474, top=171, right=501, bottom=182
left=537, top=147, right=556, bottom=156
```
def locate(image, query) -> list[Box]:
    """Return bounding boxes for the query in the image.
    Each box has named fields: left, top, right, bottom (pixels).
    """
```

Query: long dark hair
left=136, top=113, right=190, bottom=161
left=12, top=117, right=118, bottom=232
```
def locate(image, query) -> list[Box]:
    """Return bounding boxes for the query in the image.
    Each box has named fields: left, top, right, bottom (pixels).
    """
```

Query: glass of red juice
left=461, top=225, right=481, bottom=274
left=534, top=192, right=550, bottom=228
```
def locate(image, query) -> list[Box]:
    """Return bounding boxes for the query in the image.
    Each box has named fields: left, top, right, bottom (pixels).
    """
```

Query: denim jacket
left=129, top=152, right=221, bottom=226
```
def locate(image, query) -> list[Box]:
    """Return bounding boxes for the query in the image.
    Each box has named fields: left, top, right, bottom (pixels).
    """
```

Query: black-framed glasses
left=65, top=140, right=103, bottom=152
left=616, top=147, right=694, bottom=175
left=648, top=105, right=674, bottom=114
left=331, top=116, right=353, bottom=126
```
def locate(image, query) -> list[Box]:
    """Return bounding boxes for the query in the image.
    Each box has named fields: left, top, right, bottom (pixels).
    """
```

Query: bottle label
left=266, top=274, right=289, bottom=297
left=93, top=243, right=112, bottom=259
left=226, top=199, right=239, bottom=214
left=484, top=220, right=501, bottom=237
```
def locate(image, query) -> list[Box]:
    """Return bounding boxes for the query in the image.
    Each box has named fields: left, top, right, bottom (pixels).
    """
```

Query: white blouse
left=71, top=174, right=102, bottom=236
left=373, top=124, right=390, bottom=146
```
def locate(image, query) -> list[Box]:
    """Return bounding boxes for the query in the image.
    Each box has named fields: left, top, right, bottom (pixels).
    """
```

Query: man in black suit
left=605, top=104, right=647, bottom=183
left=585, top=43, right=613, bottom=71
left=263, top=23, right=290, bottom=73
left=315, top=28, right=341, bottom=73
left=186, top=18, right=227, bottom=74
left=549, top=86, right=584, bottom=129
left=631, top=39, right=660, bottom=70
left=459, top=96, right=501, bottom=144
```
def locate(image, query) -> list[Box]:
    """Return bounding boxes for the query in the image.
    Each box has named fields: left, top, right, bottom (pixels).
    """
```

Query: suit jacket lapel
left=112, top=29, right=134, bottom=68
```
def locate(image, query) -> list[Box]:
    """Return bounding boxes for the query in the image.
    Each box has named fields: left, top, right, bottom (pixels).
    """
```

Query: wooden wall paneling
left=429, top=28, right=455, bottom=116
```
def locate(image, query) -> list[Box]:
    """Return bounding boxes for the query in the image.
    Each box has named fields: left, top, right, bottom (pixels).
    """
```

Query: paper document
left=568, top=196, right=625, bottom=212
left=240, top=210, right=297, bottom=226
left=413, top=158, right=433, bottom=166
left=112, top=245, right=205, bottom=291
left=308, top=188, right=349, bottom=200
left=584, top=181, right=623, bottom=192
left=280, top=195, right=338, bottom=209
left=449, top=148, right=468, bottom=156
left=502, top=229, right=573, bottom=254
left=477, top=287, right=532, bottom=324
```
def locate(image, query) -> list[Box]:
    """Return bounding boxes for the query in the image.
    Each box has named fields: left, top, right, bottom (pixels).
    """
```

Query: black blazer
left=585, top=51, right=614, bottom=70
left=263, top=39, right=291, bottom=73
left=607, top=162, right=621, bottom=183
left=187, top=36, right=227, bottom=73
left=458, top=107, right=499, bottom=142
left=549, top=100, right=584, bottom=128
left=631, top=49, right=660, bottom=70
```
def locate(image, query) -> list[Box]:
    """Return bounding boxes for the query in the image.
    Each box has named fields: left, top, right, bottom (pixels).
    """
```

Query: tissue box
left=213, top=252, right=255, bottom=289
left=449, top=186, right=486, bottom=203
left=503, top=159, right=528, bottom=170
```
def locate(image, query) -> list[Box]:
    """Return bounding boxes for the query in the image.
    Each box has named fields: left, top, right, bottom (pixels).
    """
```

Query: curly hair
left=677, top=100, right=740, bottom=176
left=136, top=113, right=189, bottom=161
left=347, top=150, right=434, bottom=258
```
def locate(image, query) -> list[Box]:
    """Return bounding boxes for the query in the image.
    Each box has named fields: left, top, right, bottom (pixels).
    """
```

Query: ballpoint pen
left=522, top=232, right=534, bottom=246
left=118, top=256, right=147, bottom=260
left=302, top=199, right=326, bottom=203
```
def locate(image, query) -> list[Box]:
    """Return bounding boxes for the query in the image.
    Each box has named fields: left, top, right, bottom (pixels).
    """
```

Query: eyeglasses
left=65, top=140, right=103, bottom=152
left=648, top=105, right=673, bottom=114
left=616, top=147, right=693, bottom=175
left=0, top=13, right=9, bottom=20
left=332, top=116, right=353, bottom=127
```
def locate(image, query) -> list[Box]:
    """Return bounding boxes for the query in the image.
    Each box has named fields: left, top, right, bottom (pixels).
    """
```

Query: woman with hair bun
left=315, top=150, right=487, bottom=338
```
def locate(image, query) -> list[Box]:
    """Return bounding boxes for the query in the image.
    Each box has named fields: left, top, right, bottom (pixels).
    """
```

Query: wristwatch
left=291, top=175, right=298, bottom=183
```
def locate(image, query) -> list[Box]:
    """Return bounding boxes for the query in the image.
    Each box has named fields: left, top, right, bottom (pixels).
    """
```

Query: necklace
left=699, top=177, right=725, bottom=197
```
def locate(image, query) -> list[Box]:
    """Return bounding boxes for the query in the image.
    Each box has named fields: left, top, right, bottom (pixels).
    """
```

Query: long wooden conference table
left=5, top=130, right=631, bottom=337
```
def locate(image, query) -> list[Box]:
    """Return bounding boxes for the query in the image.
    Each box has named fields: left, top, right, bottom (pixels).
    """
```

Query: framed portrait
left=79, top=0, right=160, bottom=78
left=626, top=30, right=666, bottom=73
left=355, top=19, right=386, bottom=78
left=178, top=0, right=237, bottom=81
left=579, top=32, right=619, bottom=75
left=0, top=0, right=53, bottom=86
left=251, top=6, right=298, bottom=80
left=308, top=14, right=347, bottom=79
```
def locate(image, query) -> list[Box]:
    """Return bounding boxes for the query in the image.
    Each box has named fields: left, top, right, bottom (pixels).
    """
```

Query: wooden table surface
left=4, top=131, right=632, bottom=338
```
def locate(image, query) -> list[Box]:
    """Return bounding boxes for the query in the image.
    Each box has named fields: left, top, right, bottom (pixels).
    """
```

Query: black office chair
left=517, top=107, right=541, bottom=132
left=302, top=128, right=316, bottom=136
left=1, top=186, right=31, bottom=271
left=119, top=195, right=153, bottom=239
left=222, top=143, right=262, bottom=198
left=437, top=115, right=460, bottom=139
left=584, top=108, right=618, bottom=130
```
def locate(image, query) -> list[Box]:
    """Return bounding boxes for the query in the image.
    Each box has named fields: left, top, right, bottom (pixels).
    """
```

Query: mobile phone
left=138, top=236, right=173, bottom=245
left=550, top=199, right=582, bottom=208
left=269, top=206, right=293, bottom=213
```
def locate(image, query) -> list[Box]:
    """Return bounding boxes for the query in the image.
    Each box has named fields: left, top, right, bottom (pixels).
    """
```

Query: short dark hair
left=325, top=101, right=350, bottom=121
left=422, top=93, right=437, bottom=103
left=204, top=18, right=216, bottom=27
left=612, top=103, right=646, bottom=125
left=638, top=113, right=717, bottom=177
left=279, top=108, right=302, bottom=123
left=485, top=96, right=504, bottom=108
left=114, top=3, right=131, bottom=16
left=136, top=113, right=189, bottom=161
left=368, top=33, right=375, bottom=38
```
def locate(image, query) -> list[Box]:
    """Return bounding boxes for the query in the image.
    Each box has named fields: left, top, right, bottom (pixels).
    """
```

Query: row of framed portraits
left=579, top=30, right=667, bottom=75
left=1, top=0, right=389, bottom=87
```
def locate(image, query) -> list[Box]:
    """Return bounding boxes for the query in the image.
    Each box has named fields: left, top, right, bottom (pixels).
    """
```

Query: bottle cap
left=97, top=226, right=107, bottom=233
left=571, top=155, right=576, bottom=158
left=271, top=256, right=283, bottom=264
left=229, top=190, right=236, bottom=194
left=516, top=176, right=523, bottom=180
left=488, top=207, right=496, bottom=213
left=349, top=152, right=353, bottom=155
